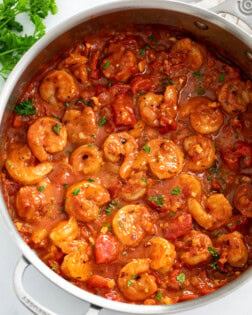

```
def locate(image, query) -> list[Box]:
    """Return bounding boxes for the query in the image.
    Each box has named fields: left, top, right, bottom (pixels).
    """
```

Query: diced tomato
left=130, top=76, right=154, bottom=95
left=112, top=94, right=136, bottom=126
left=226, top=214, right=247, bottom=232
left=104, top=290, right=121, bottom=301
left=164, top=213, right=193, bottom=240
left=222, top=141, right=252, bottom=169
left=95, top=233, right=119, bottom=264
left=86, top=275, right=115, bottom=289
left=109, top=83, right=131, bottom=96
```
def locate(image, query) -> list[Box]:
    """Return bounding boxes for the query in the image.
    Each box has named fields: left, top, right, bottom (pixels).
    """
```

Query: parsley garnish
left=38, top=185, right=45, bottom=192
left=66, top=151, right=71, bottom=155
left=208, top=246, right=221, bottom=270
left=176, top=272, right=185, bottom=284
left=139, top=48, right=145, bottom=56
left=127, top=280, right=132, bottom=287
left=0, top=1, right=58, bottom=79
left=88, top=178, right=95, bottom=182
left=149, top=34, right=158, bottom=45
left=141, top=178, right=148, bottom=185
left=86, top=67, right=92, bottom=73
left=52, top=123, right=62, bottom=135
left=131, top=274, right=137, bottom=279
left=118, top=221, right=124, bottom=229
left=193, top=71, right=203, bottom=81
left=148, top=194, right=164, bottom=207
left=104, top=200, right=121, bottom=215
left=63, top=183, right=68, bottom=189
left=14, top=98, right=36, bottom=115
left=103, top=61, right=110, bottom=69
left=156, top=292, right=162, bottom=301
left=50, top=262, right=58, bottom=272
left=218, top=73, right=225, bottom=82
left=227, top=223, right=232, bottom=227
left=197, top=86, right=205, bottom=95
left=72, top=188, right=80, bottom=196
left=143, top=145, right=150, bottom=153
left=171, top=187, right=180, bottom=195
left=98, top=116, right=107, bottom=126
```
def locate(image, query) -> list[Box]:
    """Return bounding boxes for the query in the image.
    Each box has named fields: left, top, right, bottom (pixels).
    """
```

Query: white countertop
left=0, top=0, right=251, bottom=314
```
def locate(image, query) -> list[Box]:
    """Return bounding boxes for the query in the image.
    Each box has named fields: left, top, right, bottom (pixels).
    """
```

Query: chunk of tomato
left=95, top=233, right=119, bottom=264
left=112, top=94, right=136, bottom=126
left=164, top=213, right=193, bottom=240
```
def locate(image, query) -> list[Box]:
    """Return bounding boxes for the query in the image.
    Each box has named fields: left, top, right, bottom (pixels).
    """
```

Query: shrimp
left=128, top=120, right=145, bottom=138
left=218, top=79, right=252, bottom=114
left=179, top=230, right=213, bottom=265
left=183, top=135, right=215, bottom=172
left=39, top=70, right=79, bottom=104
left=65, top=181, right=110, bottom=222
left=112, top=205, right=155, bottom=247
left=171, top=38, right=206, bottom=71
left=146, top=237, right=176, bottom=273
left=63, top=107, right=98, bottom=144
left=58, top=45, right=88, bottom=84
left=101, top=43, right=137, bottom=82
left=188, top=194, right=232, bottom=230
left=179, top=97, right=224, bottom=134
left=27, top=117, right=67, bottom=161
left=120, top=171, right=148, bottom=201
left=117, top=259, right=157, bottom=301
left=138, top=86, right=178, bottom=129
left=49, top=217, right=78, bottom=247
left=70, top=145, right=103, bottom=175
left=145, top=139, right=184, bottom=179
left=61, top=247, right=92, bottom=281
left=5, top=145, right=53, bottom=185
left=234, top=184, right=252, bottom=218
left=103, top=132, right=138, bottom=179
left=217, top=231, right=248, bottom=268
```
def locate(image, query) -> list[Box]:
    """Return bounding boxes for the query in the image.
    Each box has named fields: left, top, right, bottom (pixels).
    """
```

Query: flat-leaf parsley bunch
left=0, top=0, right=57, bottom=79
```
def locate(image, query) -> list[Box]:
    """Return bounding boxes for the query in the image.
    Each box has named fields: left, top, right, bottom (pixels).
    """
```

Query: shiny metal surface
left=0, top=0, right=251, bottom=314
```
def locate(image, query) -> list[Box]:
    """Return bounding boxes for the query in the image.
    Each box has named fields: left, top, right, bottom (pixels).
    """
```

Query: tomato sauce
left=1, top=24, right=252, bottom=305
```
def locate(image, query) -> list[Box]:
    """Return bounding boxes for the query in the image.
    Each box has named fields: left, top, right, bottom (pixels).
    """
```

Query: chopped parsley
left=88, top=144, right=93, bottom=148
left=227, top=223, right=233, bottom=227
left=208, top=246, right=221, bottom=270
left=51, top=114, right=60, bottom=121
left=218, top=73, right=225, bottom=82
left=14, top=98, right=36, bottom=116
left=86, top=67, right=92, bottom=73
left=50, top=262, right=58, bottom=272
left=98, top=116, right=107, bottom=126
left=148, top=194, right=164, bottom=207
left=193, top=71, right=203, bottom=81
left=63, top=183, right=68, bottom=189
left=52, top=123, right=62, bottom=135
left=176, top=272, right=185, bottom=284
left=237, top=219, right=242, bottom=224
left=107, top=82, right=112, bottom=87
left=88, top=178, right=95, bottom=182
left=118, top=221, right=124, bottom=229
left=143, top=145, right=150, bottom=153
left=141, top=178, right=148, bottom=185
left=156, top=292, right=162, bottom=301
left=207, top=175, right=212, bottom=181
left=149, top=34, right=158, bottom=45
left=171, top=187, right=181, bottom=195
left=105, top=200, right=121, bottom=215
left=131, top=274, right=137, bottom=279
left=38, top=185, right=45, bottom=192
left=84, top=100, right=93, bottom=107
left=197, top=86, right=205, bottom=95
left=65, top=102, right=70, bottom=107
left=103, top=61, right=110, bottom=69
left=72, top=188, right=80, bottom=196
left=127, top=280, right=133, bottom=287
left=139, top=48, right=145, bottom=56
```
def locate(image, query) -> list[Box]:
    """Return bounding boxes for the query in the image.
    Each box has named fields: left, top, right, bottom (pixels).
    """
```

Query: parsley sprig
left=14, top=98, right=36, bottom=115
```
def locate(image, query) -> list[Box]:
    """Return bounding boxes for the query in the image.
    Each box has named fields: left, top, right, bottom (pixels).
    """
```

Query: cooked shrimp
left=65, top=181, right=110, bottom=222
left=179, top=97, right=223, bottom=134
left=188, top=194, right=232, bottom=230
left=138, top=86, right=177, bottom=129
left=5, top=145, right=53, bottom=185
left=218, top=79, right=252, bottom=114
left=128, top=120, right=145, bottom=138
left=63, top=107, right=98, bottom=144
left=59, top=239, right=90, bottom=255
left=39, top=70, right=79, bottom=104
left=112, top=205, right=155, bottom=247
left=217, top=231, right=248, bottom=268
left=183, top=135, right=215, bottom=172
left=58, top=45, right=88, bottom=84
left=120, top=171, right=148, bottom=201
left=179, top=230, right=213, bottom=265
left=146, top=139, right=184, bottom=179
left=103, top=132, right=138, bottom=179
left=27, top=117, right=67, bottom=161
left=101, top=43, right=137, bottom=82
left=117, top=259, right=157, bottom=301
left=171, top=38, right=206, bottom=71
left=234, top=184, right=252, bottom=218
left=70, top=145, right=103, bottom=175
left=49, top=217, right=78, bottom=247
left=61, top=247, right=92, bottom=281
left=146, top=237, right=176, bottom=273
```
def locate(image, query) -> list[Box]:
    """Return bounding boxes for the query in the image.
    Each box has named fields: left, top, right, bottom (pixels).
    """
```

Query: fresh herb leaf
left=131, top=274, right=137, bottom=279
left=50, top=262, right=58, bottom=272
left=98, top=116, right=107, bottom=126
left=104, top=200, right=121, bottom=215
left=63, top=183, right=68, bottom=189
left=52, top=123, right=62, bottom=135
left=143, top=145, right=150, bottom=153
left=139, top=48, right=145, bottom=56
left=103, top=61, right=110, bottom=69
left=38, top=185, right=45, bottom=192
left=156, top=292, right=162, bottom=301
left=72, top=188, right=80, bottom=196
left=176, top=272, right=185, bottom=284
left=118, top=221, right=124, bottom=229
left=141, top=178, right=148, bottom=185
left=86, top=67, right=92, bottom=73
left=148, top=194, right=164, bottom=207
left=208, top=246, right=220, bottom=261
left=66, top=151, right=71, bottom=155
left=227, top=223, right=233, bottom=227
left=127, top=280, right=132, bottom=287
left=14, top=98, right=36, bottom=115
left=88, top=178, right=95, bottom=182
left=218, top=73, right=225, bottom=82
left=171, top=187, right=180, bottom=195
left=207, top=175, right=212, bottom=181
left=193, top=71, right=203, bottom=81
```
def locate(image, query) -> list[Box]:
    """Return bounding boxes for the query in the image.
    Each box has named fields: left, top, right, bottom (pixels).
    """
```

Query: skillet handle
left=13, top=256, right=57, bottom=315
left=208, top=0, right=252, bottom=30
left=14, top=256, right=102, bottom=315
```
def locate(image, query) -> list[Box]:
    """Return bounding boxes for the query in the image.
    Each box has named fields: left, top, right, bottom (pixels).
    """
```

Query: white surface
left=0, top=0, right=251, bottom=314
